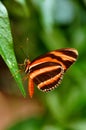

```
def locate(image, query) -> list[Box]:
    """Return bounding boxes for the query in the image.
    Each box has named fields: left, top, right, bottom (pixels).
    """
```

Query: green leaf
left=0, top=2, right=26, bottom=97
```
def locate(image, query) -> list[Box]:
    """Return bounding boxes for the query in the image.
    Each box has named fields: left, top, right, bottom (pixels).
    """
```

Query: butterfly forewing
left=29, top=48, right=78, bottom=92
left=49, top=48, right=78, bottom=72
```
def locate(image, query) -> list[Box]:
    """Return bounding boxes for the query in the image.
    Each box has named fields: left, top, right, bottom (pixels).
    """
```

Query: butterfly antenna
left=20, top=45, right=28, bottom=59
left=26, top=37, right=30, bottom=59
left=20, top=37, right=30, bottom=60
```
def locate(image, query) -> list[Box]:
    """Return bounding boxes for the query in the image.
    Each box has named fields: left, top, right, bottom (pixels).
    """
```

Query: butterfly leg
left=28, top=77, right=34, bottom=98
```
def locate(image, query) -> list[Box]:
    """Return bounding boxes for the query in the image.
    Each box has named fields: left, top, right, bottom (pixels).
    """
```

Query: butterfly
left=24, top=48, right=78, bottom=98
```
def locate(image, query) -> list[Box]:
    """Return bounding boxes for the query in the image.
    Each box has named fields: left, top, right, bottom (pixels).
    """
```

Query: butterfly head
left=24, top=58, right=31, bottom=74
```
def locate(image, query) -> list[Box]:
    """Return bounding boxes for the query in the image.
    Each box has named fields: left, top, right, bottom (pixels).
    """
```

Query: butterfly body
left=24, top=48, right=78, bottom=98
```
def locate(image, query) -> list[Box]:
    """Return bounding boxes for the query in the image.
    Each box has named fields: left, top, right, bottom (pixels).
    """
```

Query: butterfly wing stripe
left=38, top=69, right=64, bottom=91
left=30, top=57, right=52, bottom=66
left=39, top=77, right=61, bottom=91
left=29, top=56, right=66, bottom=72
left=30, top=49, right=78, bottom=73
left=44, top=54, right=76, bottom=71
left=30, top=65, right=61, bottom=79
left=30, top=62, right=61, bottom=73
left=30, top=54, right=74, bottom=74
left=50, top=52, right=77, bottom=61
left=30, top=48, right=78, bottom=66
left=57, top=50, right=77, bottom=59
left=33, top=68, right=62, bottom=84
left=30, top=53, right=64, bottom=67
left=55, top=48, right=78, bottom=59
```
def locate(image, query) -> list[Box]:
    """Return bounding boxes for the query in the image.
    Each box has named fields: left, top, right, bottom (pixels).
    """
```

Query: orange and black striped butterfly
left=24, top=48, right=78, bottom=98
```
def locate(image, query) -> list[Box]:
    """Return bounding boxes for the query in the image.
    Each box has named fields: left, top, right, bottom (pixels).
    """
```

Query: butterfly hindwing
left=29, top=62, right=64, bottom=91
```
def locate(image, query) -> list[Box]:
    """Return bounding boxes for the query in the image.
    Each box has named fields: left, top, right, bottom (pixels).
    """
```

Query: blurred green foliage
left=0, top=2, right=26, bottom=96
left=1, top=0, right=86, bottom=130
